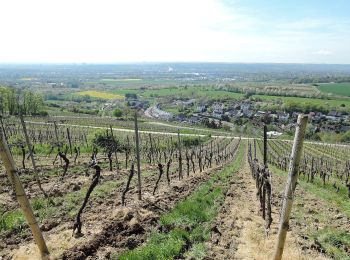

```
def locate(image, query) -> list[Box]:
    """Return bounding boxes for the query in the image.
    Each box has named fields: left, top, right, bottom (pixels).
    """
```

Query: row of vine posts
left=248, top=114, right=309, bottom=260
left=248, top=125, right=273, bottom=232
left=0, top=111, right=241, bottom=258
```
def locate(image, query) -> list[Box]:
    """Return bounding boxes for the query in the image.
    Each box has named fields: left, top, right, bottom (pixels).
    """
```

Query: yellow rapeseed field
left=76, top=91, right=124, bottom=100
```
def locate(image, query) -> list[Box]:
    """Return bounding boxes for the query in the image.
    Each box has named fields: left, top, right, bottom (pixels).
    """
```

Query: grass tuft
left=115, top=141, right=245, bottom=259
left=312, top=228, right=350, bottom=259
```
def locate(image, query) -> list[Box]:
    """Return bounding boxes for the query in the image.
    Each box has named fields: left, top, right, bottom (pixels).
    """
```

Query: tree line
left=0, top=86, right=45, bottom=116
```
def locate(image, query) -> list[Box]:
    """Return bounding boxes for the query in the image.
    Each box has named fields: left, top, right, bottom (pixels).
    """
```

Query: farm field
left=254, top=94, right=350, bottom=110
left=1, top=116, right=349, bottom=259
left=75, top=91, right=124, bottom=100
left=111, top=85, right=350, bottom=111
left=317, top=82, right=350, bottom=97
left=113, top=86, right=245, bottom=100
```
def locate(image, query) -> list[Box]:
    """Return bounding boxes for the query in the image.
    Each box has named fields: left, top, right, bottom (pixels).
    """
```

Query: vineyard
left=0, top=115, right=349, bottom=259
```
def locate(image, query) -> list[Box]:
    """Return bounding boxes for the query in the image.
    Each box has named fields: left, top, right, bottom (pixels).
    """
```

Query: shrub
left=113, top=108, right=123, bottom=117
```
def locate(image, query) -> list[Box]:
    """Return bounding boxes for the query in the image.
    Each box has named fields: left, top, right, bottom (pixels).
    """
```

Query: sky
left=0, top=0, right=349, bottom=64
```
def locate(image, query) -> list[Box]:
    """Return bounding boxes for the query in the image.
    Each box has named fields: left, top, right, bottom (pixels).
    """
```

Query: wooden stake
left=273, top=114, right=308, bottom=260
left=66, top=128, right=72, bottom=156
left=19, top=114, right=49, bottom=199
left=110, top=125, right=119, bottom=171
left=177, top=129, right=183, bottom=179
left=134, top=112, right=142, bottom=200
left=0, top=127, right=50, bottom=258
left=263, top=125, right=267, bottom=166
left=254, top=138, right=257, bottom=160
left=53, top=121, right=59, bottom=143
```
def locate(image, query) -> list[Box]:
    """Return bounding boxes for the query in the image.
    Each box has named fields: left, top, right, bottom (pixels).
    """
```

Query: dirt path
left=205, top=153, right=328, bottom=260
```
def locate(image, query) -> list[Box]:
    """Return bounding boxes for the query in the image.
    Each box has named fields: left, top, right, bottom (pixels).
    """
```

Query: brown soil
left=205, top=154, right=331, bottom=260
left=3, top=158, right=229, bottom=259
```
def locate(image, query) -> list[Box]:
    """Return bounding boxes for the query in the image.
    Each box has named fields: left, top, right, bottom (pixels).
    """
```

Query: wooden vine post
left=19, top=114, right=48, bottom=198
left=53, top=121, right=59, bottom=143
left=0, top=127, right=50, bottom=258
left=254, top=138, right=257, bottom=160
left=263, top=125, right=267, bottom=166
left=273, top=114, right=308, bottom=260
left=66, top=127, right=73, bottom=156
left=134, top=112, right=142, bottom=200
left=177, top=129, right=183, bottom=179
left=109, top=125, right=119, bottom=171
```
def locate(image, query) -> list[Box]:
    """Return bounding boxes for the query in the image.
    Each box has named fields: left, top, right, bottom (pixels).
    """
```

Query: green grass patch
left=113, top=86, right=244, bottom=100
left=317, top=82, right=350, bottom=97
left=116, top=141, right=245, bottom=259
left=254, top=94, right=350, bottom=110
left=312, top=228, right=350, bottom=259
left=119, top=229, right=190, bottom=260
left=0, top=180, right=121, bottom=236
left=262, top=147, right=350, bottom=259
left=0, top=210, right=26, bottom=234
left=270, top=165, right=350, bottom=219
left=113, top=85, right=350, bottom=111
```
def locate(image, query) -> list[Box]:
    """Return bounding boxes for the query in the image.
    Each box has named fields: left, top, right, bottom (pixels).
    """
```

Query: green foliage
left=0, top=210, right=26, bottom=234
left=92, top=131, right=124, bottom=152
left=0, top=86, right=45, bottom=116
left=305, top=125, right=321, bottom=141
left=317, top=130, right=350, bottom=143
left=272, top=165, right=350, bottom=218
left=70, top=107, right=99, bottom=115
left=160, top=185, right=222, bottom=227
left=312, top=229, right=350, bottom=259
left=338, top=130, right=350, bottom=143
left=184, top=242, right=206, bottom=259
left=32, top=198, right=46, bottom=211
left=181, top=136, right=207, bottom=147
left=118, top=229, right=189, bottom=260
left=283, top=100, right=329, bottom=114
left=113, top=108, right=123, bottom=117
left=125, top=93, right=138, bottom=99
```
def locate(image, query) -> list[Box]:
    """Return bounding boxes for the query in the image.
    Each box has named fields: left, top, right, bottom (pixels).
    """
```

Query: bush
left=36, top=110, right=49, bottom=117
left=113, top=108, right=123, bottom=117
left=339, top=130, right=350, bottom=143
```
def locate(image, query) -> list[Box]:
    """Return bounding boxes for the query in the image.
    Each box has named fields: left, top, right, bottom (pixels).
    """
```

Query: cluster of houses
left=165, top=99, right=350, bottom=133
left=185, top=100, right=292, bottom=125
left=126, top=94, right=350, bottom=134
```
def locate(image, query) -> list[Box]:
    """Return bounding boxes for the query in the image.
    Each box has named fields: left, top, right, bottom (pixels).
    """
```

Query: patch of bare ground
left=205, top=155, right=329, bottom=260
left=7, top=160, right=229, bottom=260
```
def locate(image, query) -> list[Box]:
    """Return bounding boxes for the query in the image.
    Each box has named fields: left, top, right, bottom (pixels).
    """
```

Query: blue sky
left=0, top=0, right=349, bottom=63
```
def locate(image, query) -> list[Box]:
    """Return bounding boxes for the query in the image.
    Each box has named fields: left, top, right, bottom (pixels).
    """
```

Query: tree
left=0, top=87, right=45, bottom=116
left=113, top=108, right=123, bottom=117
left=221, top=114, right=230, bottom=122
left=125, top=93, right=137, bottom=100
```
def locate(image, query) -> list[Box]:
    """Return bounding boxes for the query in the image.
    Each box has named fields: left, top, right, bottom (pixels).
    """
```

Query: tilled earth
left=3, top=148, right=348, bottom=259
left=205, top=154, right=349, bottom=259
left=1, top=156, right=230, bottom=259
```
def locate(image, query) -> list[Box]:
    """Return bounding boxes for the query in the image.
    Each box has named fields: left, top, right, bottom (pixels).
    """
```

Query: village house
left=196, top=105, right=206, bottom=113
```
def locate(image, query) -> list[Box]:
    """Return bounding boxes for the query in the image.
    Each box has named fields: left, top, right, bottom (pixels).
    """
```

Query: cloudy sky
left=0, top=0, right=349, bottom=63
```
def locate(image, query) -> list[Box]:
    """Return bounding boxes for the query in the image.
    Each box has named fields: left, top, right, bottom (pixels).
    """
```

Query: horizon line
left=1, top=61, right=350, bottom=66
